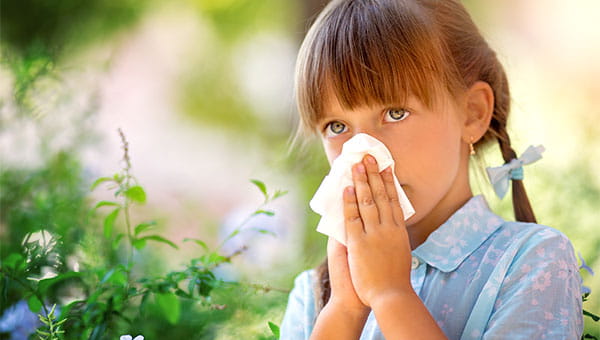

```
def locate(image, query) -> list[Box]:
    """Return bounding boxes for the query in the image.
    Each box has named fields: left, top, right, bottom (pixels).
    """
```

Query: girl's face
left=318, top=91, right=473, bottom=243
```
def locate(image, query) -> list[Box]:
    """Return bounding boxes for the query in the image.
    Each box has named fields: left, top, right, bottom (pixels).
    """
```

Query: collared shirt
left=280, top=195, right=583, bottom=339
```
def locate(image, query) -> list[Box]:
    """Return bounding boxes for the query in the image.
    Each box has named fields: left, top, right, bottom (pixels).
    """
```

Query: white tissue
left=309, top=133, right=415, bottom=245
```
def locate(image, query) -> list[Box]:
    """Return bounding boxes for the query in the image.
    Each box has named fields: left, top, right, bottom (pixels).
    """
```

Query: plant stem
left=0, top=268, right=51, bottom=319
left=118, top=128, right=134, bottom=278
left=217, top=201, right=269, bottom=250
left=124, top=198, right=133, bottom=272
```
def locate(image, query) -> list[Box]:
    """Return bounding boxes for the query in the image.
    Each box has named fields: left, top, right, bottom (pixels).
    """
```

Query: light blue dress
left=280, top=195, right=583, bottom=339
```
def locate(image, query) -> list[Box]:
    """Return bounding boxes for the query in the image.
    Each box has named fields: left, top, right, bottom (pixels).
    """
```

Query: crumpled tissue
left=309, top=133, right=415, bottom=245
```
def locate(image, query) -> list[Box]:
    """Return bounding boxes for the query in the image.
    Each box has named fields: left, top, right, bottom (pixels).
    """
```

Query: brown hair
left=294, top=0, right=537, bottom=313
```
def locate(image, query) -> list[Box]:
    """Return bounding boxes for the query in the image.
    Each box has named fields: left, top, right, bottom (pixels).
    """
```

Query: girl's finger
left=343, top=185, right=365, bottom=240
left=382, top=166, right=405, bottom=225
left=352, top=162, right=380, bottom=227
left=362, top=155, right=394, bottom=225
left=327, top=236, right=345, bottom=260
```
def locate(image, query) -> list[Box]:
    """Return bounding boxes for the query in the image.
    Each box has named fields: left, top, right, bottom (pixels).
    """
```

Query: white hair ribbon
left=486, top=145, right=545, bottom=199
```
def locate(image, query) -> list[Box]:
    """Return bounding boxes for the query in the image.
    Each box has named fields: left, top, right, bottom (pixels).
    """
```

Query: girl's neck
left=406, top=164, right=473, bottom=250
left=407, top=191, right=473, bottom=250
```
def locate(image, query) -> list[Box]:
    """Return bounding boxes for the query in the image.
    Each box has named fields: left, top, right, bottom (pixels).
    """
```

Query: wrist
left=326, top=296, right=370, bottom=320
left=311, top=299, right=370, bottom=340
left=368, top=288, right=448, bottom=340
left=369, top=288, right=418, bottom=313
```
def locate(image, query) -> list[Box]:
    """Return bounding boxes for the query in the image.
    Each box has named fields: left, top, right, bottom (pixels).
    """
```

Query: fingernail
left=366, top=155, right=376, bottom=164
left=356, top=163, right=366, bottom=173
left=345, top=186, right=355, bottom=195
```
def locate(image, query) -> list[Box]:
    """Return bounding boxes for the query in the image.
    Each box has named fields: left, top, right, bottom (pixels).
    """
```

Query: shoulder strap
left=460, top=227, right=540, bottom=340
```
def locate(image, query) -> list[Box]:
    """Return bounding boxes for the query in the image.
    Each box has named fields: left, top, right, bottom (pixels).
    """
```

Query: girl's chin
left=403, top=207, right=421, bottom=228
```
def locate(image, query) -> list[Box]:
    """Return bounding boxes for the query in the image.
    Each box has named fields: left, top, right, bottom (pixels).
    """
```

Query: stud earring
left=469, top=136, right=476, bottom=156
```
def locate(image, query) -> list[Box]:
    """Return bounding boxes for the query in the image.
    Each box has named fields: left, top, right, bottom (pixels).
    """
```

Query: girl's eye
left=325, top=121, right=347, bottom=136
left=384, top=108, right=410, bottom=122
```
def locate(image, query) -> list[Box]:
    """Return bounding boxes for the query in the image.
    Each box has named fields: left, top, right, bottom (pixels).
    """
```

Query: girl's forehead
left=317, top=86, right=459, bottom=124
left=320, top=86, right=421, bottom=114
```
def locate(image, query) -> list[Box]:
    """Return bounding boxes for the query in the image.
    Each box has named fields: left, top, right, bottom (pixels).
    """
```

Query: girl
left=280, top=0, right=583, bottom=339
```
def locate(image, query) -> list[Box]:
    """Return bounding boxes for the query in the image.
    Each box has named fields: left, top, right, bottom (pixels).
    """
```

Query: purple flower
left=578, top=252, right=595, bottom=276
left=0, top=300, right=41, bottom=340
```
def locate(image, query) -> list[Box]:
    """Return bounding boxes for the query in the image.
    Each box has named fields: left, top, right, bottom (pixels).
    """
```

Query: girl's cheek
left=322, top=139, right=344, bottom=164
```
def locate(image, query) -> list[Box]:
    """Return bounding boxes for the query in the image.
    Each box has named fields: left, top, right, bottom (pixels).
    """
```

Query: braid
left=482, top=51, right=538, bottom=223
left=495, top=128, right=538, bottom=223
left=314, top=259, right=330, bottom=311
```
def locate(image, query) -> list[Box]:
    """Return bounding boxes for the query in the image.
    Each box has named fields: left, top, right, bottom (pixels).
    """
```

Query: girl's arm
left=310, top=298, right=369, bottom=339
left=370, top=289, right=447, bottom=339
left=310, top=239, right=370, bottom=340
left=341, top=155, right=447, bottom=339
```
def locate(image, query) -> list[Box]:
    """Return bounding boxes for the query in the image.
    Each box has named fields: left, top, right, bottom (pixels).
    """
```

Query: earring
left=469, top=136, right=476, bottom=156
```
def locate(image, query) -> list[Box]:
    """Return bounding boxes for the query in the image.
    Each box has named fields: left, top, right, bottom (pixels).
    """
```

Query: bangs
left=295, top=0, right=459, bottom=135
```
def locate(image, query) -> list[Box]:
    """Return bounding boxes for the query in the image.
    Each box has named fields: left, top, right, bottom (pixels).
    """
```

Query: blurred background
left=1, top=0, right=598, bottom=338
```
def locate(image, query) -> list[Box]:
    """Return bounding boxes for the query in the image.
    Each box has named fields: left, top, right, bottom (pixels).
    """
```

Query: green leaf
left=136, top=235, right=178, bottom=249
left=132, top=238, right=147, bottom=250
left=36, top=329, right=50, bottom=336
left=37, top=313, right=48, bottom=325
left=27, top=295, right=42, bottom=313
left=94, top=200, right=120, bottom=210
left=100, top=267, right=127, bottom=286
left=584, top=308, right=600, bottom=321
left=54, top=318, right=67, bottom=327
left=174, top=288, right=191, bottom=299
left=268, top=321, right=280, bottom=337
left=183, top=238, right=209, bottom=251
left=187, top=278, right=197, bottom=296
left=196, top=271, right=217, bottom=296
left=86, top=290, right=103, bottom=306
left=125, top=185, right=146, bottom=204
left=200, top=252, right=228, bottom=267
left=250, top=179, right=268, bottom=199
left=227, top=229, right=240, bottom=240
left=59, top=299, right=84, bottom=320
left=90, top=177, right=113, bottom=190
left=103, top=208, right=120, bottom=238
left=2, top=253, right=24, bottom=270
left=255, top=228, right=277, bottom=237
left=155, top=292, right=181, bottom=324
left=134, top=221, right=157, bottom=236
left=253, top=209, right=275, bottom=217
left=112, top=233, right=125, bottom=249
left=38, top=272, right=83, bottom=295
left=272, top=190, right=288, bottom=200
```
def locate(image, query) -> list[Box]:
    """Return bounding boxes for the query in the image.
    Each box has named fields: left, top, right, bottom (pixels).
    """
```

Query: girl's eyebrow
left=316, top=110, right=340, bottom=125
left=315, top=116, right=333, bottom=129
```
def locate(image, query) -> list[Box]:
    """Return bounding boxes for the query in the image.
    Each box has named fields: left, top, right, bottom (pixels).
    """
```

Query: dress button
left=411, top=256, right=420, bottom=270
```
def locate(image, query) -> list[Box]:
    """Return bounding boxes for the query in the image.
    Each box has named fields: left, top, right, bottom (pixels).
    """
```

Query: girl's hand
left=326, top=237, right=370, bottom=316
left=343, top=154, right=413, bottom=307
left=309, top=238, right=370, bottom=339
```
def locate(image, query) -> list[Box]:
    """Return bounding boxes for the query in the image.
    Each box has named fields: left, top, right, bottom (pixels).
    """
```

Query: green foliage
left=176, top=0, right=298, bottom=139
left=193, top=0, right=295, bottom=42
left=268, top=321, right=280, bottom=337
left=0, top=0, right=145, bottom=56
left=0, top=131, right=289, bottom=339
left=36, top=304, right=66, bottom=340
left=0, top=151, right=89, bottom=260
left=583, top=292, right=600, bottom=340
left=0, top=0, right=149, bottom=111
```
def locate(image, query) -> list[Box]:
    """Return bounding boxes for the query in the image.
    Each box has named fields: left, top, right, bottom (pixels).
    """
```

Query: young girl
left=280, top=0, right=583, bottom=339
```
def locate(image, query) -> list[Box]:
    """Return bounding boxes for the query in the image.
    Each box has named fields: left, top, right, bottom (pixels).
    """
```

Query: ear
left=461, top=81, right=494, bottom=144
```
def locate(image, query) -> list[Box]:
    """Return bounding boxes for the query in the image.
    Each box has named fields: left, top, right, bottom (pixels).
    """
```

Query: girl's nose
left=352, top=129, right=379, bottom=141
left=353, top=126, right=375, bottom=136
